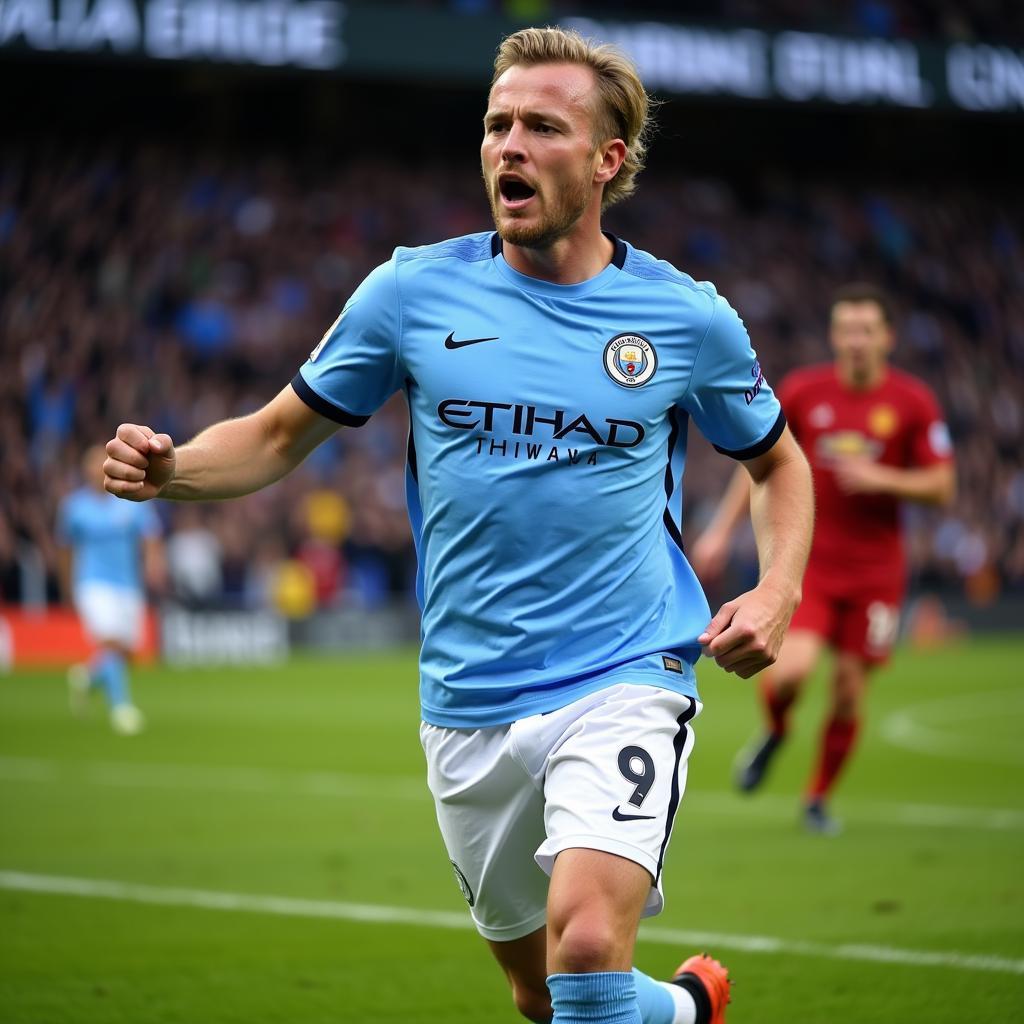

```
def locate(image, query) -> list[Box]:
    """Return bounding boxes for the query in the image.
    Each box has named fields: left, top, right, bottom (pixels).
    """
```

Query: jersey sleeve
left=908, top=383, right=953, bottom=467
left=292, top=259, right=403, bottom=427
left=679, top=294, right=786, bottom=459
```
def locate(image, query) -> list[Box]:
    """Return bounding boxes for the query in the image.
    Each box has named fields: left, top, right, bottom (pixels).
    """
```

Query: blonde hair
left=492, top=26, right=653, bottom=210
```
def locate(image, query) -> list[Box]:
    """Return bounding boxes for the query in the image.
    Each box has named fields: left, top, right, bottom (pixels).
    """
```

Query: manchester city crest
left=603, top=333, right=657, bottom=388
left=450, top=860, right=475, bottom=906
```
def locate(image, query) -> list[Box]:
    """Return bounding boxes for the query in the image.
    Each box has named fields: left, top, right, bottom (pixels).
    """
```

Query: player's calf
left=511, top=982, right=552, bottom=1023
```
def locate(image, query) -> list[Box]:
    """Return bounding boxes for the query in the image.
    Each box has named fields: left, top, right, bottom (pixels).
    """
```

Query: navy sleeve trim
left=713, top=409, right=787, bottom=460
left=290, top=373, right=370, bottom=428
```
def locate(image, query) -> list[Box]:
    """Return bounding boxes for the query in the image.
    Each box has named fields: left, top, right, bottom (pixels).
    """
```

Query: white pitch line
left=880, top=688, right=1024, bottom=767
left=0, top=756, right=425, bottom=801
left=682, top=790, right=1024, bottom=832
left=0, top=756, right=60, bottom=782
left=2, top=870, right=1022, bottom=977
left=2, top=755, right=1022, bottom=831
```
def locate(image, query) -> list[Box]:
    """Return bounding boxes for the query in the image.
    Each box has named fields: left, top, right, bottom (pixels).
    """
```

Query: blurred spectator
left=1, top=144, right=1021, bottom=611
left=0, top=515, right=21, bottom=604
left=294, top=490, right=351, bottom=607
left=165, top=506, right=223, bottom=608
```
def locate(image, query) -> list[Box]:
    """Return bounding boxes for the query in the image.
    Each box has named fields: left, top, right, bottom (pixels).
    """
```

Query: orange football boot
left=672, top=953, right=732, bottom=1024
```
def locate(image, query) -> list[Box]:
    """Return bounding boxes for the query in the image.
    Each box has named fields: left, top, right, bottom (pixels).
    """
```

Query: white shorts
left=74, top=582, right=145, bottom=650
left=420, top=683, right=700, bottom=942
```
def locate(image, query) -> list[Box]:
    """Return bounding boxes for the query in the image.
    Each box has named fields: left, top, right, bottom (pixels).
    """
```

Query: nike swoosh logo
left=445, top=332, right=499, bottom=350
left=612, top=807, right=657, bottom=822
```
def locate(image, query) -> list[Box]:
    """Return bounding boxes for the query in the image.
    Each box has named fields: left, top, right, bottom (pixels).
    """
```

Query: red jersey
left=780, top=364, right=952, bottom=584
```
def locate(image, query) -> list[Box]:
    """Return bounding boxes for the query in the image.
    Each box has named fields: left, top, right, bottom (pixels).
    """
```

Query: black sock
left=673, top=972, right=712, bottom=1024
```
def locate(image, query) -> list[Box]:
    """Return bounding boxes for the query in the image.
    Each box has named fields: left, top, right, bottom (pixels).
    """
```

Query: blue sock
left=93, top=651, right=130, bottom=707
left=632, top=969, right=679, bottom=1024
left=547, top=971, right=641, bottom=1024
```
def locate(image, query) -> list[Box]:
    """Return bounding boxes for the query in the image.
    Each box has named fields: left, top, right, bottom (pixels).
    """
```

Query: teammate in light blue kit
left=59, top=445, right=164, bottom=735
left=103, top=27, right=813, bottom=1024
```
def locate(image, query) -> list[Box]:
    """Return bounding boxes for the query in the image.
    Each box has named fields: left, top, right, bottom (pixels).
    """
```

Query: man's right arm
left=688, top=465, right=752, bottom=580
left=104, top=385, right=339, bottom=502
left=698, top=426, right=814, bottom=678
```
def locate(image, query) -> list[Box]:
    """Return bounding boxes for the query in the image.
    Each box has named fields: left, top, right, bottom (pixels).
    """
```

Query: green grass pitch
left=2, top=636, right=1022, bottom=1022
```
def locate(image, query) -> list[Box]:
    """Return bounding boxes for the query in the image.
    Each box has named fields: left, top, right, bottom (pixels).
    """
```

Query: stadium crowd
left=1, top=143, right=1021, bottom=613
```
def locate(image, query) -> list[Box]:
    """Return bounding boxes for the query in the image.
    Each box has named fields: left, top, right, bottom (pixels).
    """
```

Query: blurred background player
left=691, top=283, right=955, bottom=833
left=58, top=444, right=165, bottom=735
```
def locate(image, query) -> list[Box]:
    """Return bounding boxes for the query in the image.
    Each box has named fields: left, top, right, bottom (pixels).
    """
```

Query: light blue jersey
left=58, top=488, right=161, bottom=592
left=296, top=233, right=784, bottom=727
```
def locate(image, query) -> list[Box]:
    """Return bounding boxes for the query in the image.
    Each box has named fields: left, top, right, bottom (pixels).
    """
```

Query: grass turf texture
left=1, top=637, right=1022, bottom=1023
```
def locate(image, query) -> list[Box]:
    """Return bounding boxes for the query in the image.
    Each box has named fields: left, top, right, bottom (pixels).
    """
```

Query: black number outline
left=618, top=745, right=656, bottom=807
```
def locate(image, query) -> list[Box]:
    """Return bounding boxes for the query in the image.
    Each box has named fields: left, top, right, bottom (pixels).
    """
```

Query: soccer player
left=58, top=444, right=165, bottom=735
left=691, top=283, right=955, bottom=834
left=102, top=28, right=813, bottom=1024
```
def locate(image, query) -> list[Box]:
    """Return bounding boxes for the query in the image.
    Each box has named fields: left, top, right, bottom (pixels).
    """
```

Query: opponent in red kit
left=691, top=284, right=955, bottom=832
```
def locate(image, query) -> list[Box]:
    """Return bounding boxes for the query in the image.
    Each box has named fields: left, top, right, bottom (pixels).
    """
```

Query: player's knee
left=831, top=682, right=863, bottom=719
left=832, top=663, right=867, bottom=719
left=773, top=675, right=802, bottom=703
left=832, top=689, right=861, bottom=720
left=511, top=983, right=552, bottom=1023
left=549, top=917, right=620, bottom=973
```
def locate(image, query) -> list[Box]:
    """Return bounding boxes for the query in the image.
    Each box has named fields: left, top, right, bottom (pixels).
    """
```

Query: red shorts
left=790, top=560, right=904, bottom=665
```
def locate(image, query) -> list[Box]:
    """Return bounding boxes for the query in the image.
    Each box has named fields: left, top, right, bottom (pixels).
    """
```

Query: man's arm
left=832, top=459, right=955, bottom=506
left=104, top=385, right=340, bottom=502
left=698, top=427, right=814, bottom=678
left=688, top=466, right=752, bottom=580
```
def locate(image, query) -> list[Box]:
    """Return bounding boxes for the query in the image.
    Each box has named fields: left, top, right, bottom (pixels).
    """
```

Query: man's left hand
left=833, top=456, right=889, bottom=495
left=698, top=581, right=800, bottom=678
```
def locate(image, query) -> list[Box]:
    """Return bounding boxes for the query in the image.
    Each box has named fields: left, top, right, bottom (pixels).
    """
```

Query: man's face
left=830, top=300, right=894, bottom=383
left=481, top=62, right=606, bottom=249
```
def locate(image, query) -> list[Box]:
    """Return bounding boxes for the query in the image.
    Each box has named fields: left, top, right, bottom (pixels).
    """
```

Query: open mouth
left=498, top=174, right=537, bottom=208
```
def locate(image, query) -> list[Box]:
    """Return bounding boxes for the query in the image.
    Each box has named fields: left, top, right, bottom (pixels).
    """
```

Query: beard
left=486, top=166, right=593, bottom=250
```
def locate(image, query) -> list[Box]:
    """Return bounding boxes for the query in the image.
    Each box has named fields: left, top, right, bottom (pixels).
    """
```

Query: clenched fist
left=104, top=424, right=176, bottom=501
